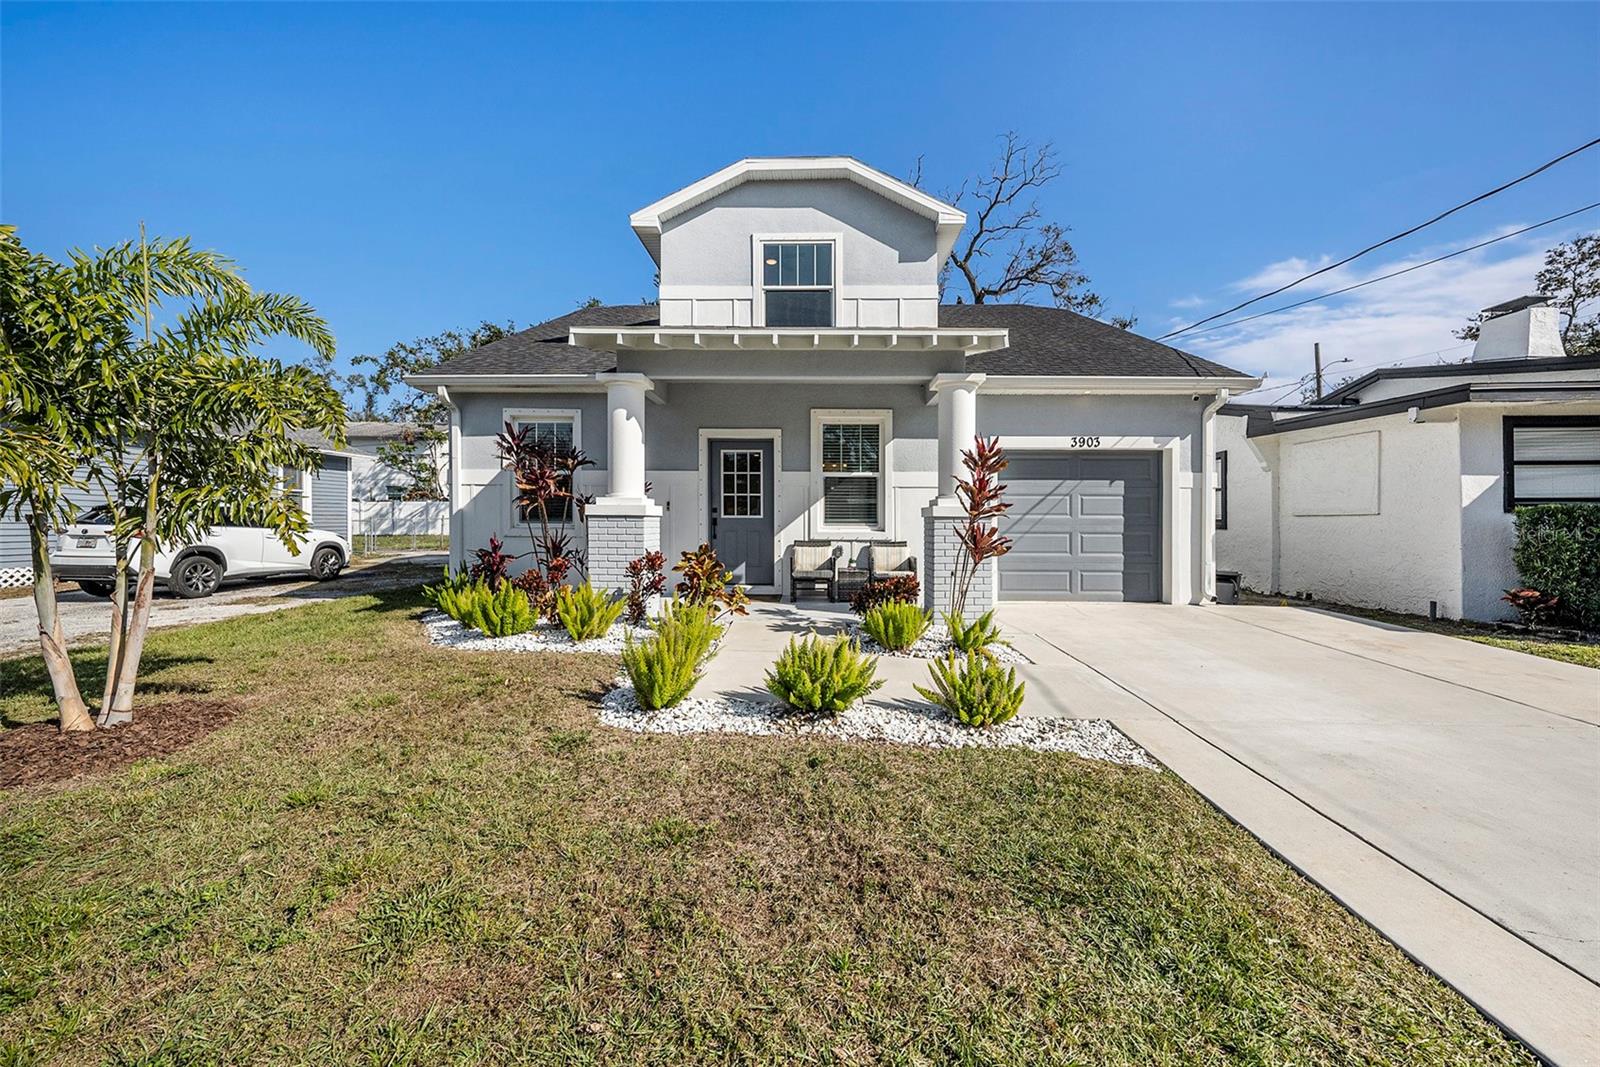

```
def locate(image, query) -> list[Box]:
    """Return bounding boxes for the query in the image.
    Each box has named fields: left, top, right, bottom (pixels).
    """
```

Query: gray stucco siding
left=978, top=393, right=1208, bottom=473
left=660, top=179, right=937, bottom=290
left=457, top=392, right=612, bottom=469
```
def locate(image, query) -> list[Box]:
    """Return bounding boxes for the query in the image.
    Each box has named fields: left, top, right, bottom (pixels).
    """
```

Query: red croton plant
left=493, top=420, right=595, bottom=619
left=950, top=436, right=1013, bottom=618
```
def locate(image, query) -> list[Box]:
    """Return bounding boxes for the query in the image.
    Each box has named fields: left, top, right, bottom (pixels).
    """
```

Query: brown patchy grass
left=0, top=588, right=1534, bottom=1065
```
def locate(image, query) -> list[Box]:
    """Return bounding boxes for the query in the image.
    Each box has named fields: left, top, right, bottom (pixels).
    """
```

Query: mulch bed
left=0, top=699, right=239, bottom=789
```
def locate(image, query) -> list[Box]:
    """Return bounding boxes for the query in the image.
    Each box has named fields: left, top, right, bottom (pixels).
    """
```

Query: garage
left=997, top=451, right=1163, bottom=601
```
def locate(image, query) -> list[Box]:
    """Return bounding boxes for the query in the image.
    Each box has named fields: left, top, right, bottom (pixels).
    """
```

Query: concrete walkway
left=695, top=597, right=1600, bottom=1062
left=1000, top=601, right=1600, bottom=1066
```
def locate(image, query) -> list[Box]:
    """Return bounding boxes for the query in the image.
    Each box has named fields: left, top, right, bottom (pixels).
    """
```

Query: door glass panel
left=721, top=450, right=763, bottom=518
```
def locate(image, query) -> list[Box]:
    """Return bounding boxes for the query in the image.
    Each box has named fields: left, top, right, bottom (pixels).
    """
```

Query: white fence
left=352, top=499, right=449, bottom=537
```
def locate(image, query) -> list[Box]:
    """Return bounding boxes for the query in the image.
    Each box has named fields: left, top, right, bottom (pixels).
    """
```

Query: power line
left=1159, top=137, right=1600, bottom=340
left=1248, top=341, right=1475, bottom=404
left=1175, top=202, right=1600, bottom=341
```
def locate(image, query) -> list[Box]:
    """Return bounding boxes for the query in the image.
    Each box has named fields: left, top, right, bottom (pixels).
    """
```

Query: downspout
left=1199, top=388, right=1231, bottom=602
left=437, top=386, right=464, bottom=572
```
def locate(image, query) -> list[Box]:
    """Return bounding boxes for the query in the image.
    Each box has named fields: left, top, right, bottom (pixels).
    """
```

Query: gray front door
left=998, top=451, right=1162, bottom=601
left=708, top=438, right=775, bottom=586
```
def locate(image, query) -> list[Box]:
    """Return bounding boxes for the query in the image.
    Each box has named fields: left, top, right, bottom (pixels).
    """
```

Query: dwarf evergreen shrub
left=556, top=583, right=626, bottom=641
left=861, top=601, right=932, bottom=652
left=1512, top=504, right=1600, bottom=631
left=916, top=653, right=1026, bottom=728
left=764, top=634, right=883, bottom=716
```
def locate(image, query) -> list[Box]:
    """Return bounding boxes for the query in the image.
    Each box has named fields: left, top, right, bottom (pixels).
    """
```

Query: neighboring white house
left=343, top=421, right=448, bottom=502
left=1216, top=295, right=1600, bottom=621
left=406, top=156, right=1259, bottom=611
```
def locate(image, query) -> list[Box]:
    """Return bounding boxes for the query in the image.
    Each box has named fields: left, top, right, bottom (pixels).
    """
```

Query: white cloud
left=1170, top=293, right=1206, bottom=309
left=1181, top=221, right=1597, bottom=403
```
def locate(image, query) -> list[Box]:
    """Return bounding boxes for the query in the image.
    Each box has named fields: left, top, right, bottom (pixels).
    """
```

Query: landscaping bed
left=0, top=587, right=1536, bottom=1064
left=848, top=618, right=1031, bottom=664
left=421, top=609, right=651, bottom=655
left=600, top=680, right=1151, bottom=763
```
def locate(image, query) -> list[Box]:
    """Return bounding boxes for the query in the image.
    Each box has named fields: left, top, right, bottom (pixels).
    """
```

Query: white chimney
left=1471, top=295, right=1567, bottom=362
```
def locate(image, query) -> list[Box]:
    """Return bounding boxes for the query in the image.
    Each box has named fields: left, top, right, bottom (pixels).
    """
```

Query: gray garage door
left=998, top=451, right=1162, bottom=601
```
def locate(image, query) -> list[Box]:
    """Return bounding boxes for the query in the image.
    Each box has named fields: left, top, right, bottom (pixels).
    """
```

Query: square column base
left=922, top=502, right=995, bottom=621
left=585, top=499, right=662, bottom=594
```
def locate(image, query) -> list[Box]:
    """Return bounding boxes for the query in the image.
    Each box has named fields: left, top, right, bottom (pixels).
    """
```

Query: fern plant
left=916, top=653, right=1026, bottom=728
left=764, top=634, right=883, bottom=716
left=860, top=601, right=932, bottom=652
left=656, top=597, right=724, bottom=663
left=434, top=577, right=535, bottom=637
left=620, top=598, right=726, bottom=711
left=555, top=583, right=626, bottom=641
left=944, top=609, right=1006, bottom=659
left=422, top=566, right=473, bottom=611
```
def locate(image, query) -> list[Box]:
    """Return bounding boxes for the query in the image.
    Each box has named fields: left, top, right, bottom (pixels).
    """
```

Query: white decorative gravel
left=846, top=621, right=1032, bottom=664
left=598, top=682, right=1156, bottom=767
left=421, top=610, right=650, bottom=654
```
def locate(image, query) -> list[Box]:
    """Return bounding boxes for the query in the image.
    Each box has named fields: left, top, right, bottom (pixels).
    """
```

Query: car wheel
left=77, top=580, right=115, bottom=598
left=172, top=555, right=222, bottom=599
left=310, top=546, right=344, bottom=581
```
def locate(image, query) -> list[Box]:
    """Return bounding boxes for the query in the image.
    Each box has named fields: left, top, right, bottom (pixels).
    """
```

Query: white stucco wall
left=1214, top=414, right=1276, bottom=591
left=1340, top=363, right=1600, bottom=405
left=656, top=179, right=941, bottom=329
left=1273, top=413, right=1465, bottom=617
left=345, top=435, right=448, bottom=502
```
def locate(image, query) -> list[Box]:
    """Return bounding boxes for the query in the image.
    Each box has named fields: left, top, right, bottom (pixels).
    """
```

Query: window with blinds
left=512, top=417, right=577, bottom=523
left=821, top=422, right=881, bottom=527
left=1503, top=418, right=1600, bottom=509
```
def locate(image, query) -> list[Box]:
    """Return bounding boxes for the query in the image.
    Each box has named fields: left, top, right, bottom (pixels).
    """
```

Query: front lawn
left=0, top=589, right=1532, bottom=1064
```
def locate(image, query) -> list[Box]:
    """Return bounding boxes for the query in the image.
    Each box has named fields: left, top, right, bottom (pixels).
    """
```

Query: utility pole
left=1313, top=342, right=1324, bottom=400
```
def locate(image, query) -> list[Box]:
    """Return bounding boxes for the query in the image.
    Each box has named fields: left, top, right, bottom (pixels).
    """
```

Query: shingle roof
left=942, top=303, right=1247, bottom=378
left=426, top=303, right=1250, bottom=379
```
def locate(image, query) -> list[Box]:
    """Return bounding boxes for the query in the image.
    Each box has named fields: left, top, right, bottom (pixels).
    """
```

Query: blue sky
left=5, top=2, right=1599, bottom=400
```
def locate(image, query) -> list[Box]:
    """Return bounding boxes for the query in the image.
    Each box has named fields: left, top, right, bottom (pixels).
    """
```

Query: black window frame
left=1502, top=415, right=1600, bottom=511
left=1214, top=450, right=1228, bottom=530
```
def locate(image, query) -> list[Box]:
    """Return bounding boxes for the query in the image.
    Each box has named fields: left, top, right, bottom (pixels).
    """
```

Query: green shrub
left=432, top=577, right=536, bottom=637
left=655, top=597, right=724, bottom=663
left=422, top=566, right=472, bottom=611
left=861, top=601, right=932, bottom=652
left=620, top=598, right=727, bottom=711
left=916, top=653, right=1026, bottom=728
left=764, top=634, right=883, bottom=716
left=944, top=610, right=1005, bottom=658
left=555, top=583, right=626, bottom=641
left=1513, top=504, right=1600, bottom=631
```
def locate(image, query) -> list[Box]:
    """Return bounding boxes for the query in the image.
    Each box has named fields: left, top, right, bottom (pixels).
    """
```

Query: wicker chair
left=867, top=542, right=917, bottom=583
left=789, top=541, right=838, bottom=602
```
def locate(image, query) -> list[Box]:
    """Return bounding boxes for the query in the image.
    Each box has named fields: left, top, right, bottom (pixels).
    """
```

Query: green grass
left=352, top=533, right=448, bottom=559
left=0, top=589, right=1534, bottom=1064
left=1241, top=593, right=1599, bottom=669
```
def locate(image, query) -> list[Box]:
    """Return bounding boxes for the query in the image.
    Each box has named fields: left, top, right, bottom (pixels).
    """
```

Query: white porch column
left=588, top=373, right=660, bottom=594
left=600, top=373, right=652, bottom=502
left=930, top=373, right=985, bottom=500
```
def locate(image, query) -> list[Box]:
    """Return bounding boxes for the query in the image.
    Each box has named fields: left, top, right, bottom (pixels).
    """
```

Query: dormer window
left=762, top=241, right=834, bottom=327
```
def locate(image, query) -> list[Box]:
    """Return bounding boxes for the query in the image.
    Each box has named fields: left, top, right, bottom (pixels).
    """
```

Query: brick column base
left=922, top=502, right=995, bottom=621
left=585, top=500, right=662, bottom=595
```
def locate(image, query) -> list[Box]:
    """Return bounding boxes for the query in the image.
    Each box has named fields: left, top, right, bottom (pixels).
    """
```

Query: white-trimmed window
left=762, top=240, right=834, bottom=327
left=1503, top=416, right=1600, bottom=510
left=506, top=409, right=579, bottom=524
left=813, top=411, right=888, bottom=530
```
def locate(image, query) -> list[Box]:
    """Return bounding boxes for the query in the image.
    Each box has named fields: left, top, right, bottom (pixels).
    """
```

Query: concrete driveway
left=1000, top=601, right=1600, bottom=1061
left=0, top=553, right=445, bottom=653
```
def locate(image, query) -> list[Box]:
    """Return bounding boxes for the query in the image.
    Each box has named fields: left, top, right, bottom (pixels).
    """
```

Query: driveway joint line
left=1028, top=627, right=1600, bottom=996
left=1215, top=608, right=1599, bottom=730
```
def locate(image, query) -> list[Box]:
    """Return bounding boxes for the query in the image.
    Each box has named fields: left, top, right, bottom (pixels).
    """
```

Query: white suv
left=51, top=508, right=352, bottom=599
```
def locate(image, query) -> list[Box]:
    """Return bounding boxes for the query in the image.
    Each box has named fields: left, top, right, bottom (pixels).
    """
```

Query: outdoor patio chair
left=867, top=541, right=917, bottom=583
left=789, top=541, right=838, bottom=602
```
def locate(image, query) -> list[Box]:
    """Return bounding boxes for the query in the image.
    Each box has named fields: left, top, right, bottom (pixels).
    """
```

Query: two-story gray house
left=407, top=157, right=1257, bottom=612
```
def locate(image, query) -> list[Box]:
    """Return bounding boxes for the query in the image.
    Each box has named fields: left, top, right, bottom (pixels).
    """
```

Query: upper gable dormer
left=631, top=157, right=964, bottom=330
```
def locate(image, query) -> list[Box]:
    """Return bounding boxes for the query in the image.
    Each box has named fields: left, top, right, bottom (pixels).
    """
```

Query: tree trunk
left=107, top=477, right=160, bottom=723
left=98, top=544, right=129, bottom=724
left=28, top=514, right=93, bottom=732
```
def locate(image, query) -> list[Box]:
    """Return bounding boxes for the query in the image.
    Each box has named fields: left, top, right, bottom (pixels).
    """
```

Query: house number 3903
left=1070, top=435, right=1102, bottom=448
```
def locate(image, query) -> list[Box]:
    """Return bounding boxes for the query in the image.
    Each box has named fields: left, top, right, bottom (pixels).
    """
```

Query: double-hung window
left=762, top=240, right=834, bottom=327
left=509, top=413, right=578, bottom=523
left=1503, top=416, right=1600, bottom=510
left=817, top=414, right=885, bottom=529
